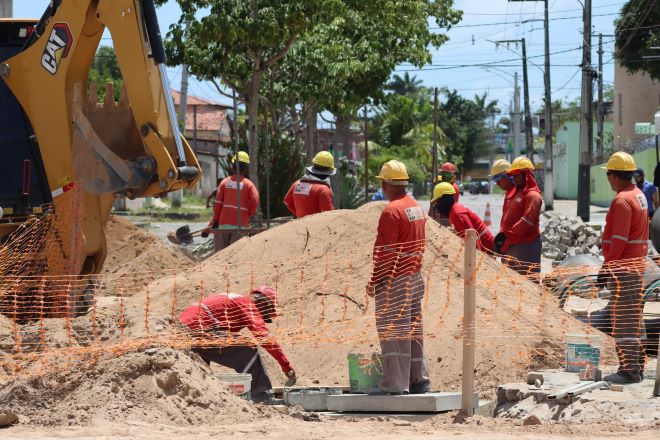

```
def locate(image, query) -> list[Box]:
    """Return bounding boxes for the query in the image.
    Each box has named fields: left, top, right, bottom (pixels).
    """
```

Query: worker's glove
left=284, top=369, right=297, bottom=387
left=201, top=228, right=210, bottom=239
left=494, top=232, right=506, bottom=254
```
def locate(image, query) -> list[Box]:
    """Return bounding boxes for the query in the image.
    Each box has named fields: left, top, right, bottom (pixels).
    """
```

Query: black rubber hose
left=142, top=0, right=167, bottom=65
left=22, top=0, right=63, bottom=51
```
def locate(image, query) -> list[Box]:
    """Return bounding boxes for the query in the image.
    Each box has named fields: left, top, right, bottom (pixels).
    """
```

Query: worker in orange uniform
left=431, top=182, right=494, bottom=252
left=596, top=152, right=649, bottom=384
left=179, top=286, right=296, bottom=404
left=495, top=156, right=542, bottom=276
left=489, top=159, right=515, bottom=231
left=440, top=162, right=460, bottom=202
left=284, top=151, right=335, bottom=218
left=366, top=160, right=430, bottom=395
left=202, top=152, right=260, bottom=249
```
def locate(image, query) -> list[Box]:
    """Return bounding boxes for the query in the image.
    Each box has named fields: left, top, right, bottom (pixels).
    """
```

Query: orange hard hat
left=441, top=162, right=457, bottom=173
left=252, top=285, right=278, bottom=319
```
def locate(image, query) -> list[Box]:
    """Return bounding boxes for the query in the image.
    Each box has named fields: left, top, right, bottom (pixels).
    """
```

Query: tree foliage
left=615, top=0, right=660, bottom=81
left=88, top=46, right=122, bottom=102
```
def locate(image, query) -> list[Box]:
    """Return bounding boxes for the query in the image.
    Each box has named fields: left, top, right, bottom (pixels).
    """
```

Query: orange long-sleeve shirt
left=370, top=194, right=426, bottom=283
left=179, top=294, right=293, bottom=373
left=284, top=178, right=334, bottom=218
left=210, top=175, right=259, bottom=228
left=602, top=184, right=649, bottom=262
left=501, top=170, right=542, bottom=249
left=449, top=203, right=495, bottom=252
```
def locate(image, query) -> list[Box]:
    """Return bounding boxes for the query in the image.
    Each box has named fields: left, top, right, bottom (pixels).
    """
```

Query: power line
left=434, top=12, right=619, bottom=29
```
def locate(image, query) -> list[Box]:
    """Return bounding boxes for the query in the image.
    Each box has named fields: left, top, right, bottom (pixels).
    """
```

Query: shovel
left=167, top=225, right=206, bottom=245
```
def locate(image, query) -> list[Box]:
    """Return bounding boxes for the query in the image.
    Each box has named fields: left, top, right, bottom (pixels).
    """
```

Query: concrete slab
left=327, top=392, right=479, bottom=413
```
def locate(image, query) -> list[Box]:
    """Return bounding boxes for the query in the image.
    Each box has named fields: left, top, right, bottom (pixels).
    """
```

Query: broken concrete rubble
left=542, top=215, right=601, bottom=262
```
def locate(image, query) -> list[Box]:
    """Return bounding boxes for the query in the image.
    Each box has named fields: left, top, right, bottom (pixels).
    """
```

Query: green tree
left=161, top=0, right=338, bottom=192
left=615, top=0, right=660, bottom=81
left=88, top=46, right=122, bottom=102
left=386, top=73, right=425, bottom=96
left=272, top=0, right=461, bottom=156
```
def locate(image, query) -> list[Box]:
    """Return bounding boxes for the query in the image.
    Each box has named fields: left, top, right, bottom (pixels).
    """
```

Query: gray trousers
left=609, top=271, right=645, bottom=375
left=505, top=236, right=542, bottom=277
left=374, top=273, right=430, bottom=393
left=192, top=346, right=272, bottom=399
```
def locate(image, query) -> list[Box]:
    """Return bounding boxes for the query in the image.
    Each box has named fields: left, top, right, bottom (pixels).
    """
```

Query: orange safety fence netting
left=0, top=206, right=658, bottom=384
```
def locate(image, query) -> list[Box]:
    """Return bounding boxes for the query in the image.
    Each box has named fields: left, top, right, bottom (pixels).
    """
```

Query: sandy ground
left=4, top=417, right=660, bottom=440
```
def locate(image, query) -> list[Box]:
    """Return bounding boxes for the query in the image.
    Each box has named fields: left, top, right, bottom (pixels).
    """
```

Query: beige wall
left=614, top=63, right=660, bottom=147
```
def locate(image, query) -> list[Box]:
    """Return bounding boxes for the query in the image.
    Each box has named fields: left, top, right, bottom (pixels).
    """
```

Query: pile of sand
left=0, top=348, right=283, bottom=426
left=138, top=203, right=611, bottom=394
left=103, top=217, right=195, bottom=275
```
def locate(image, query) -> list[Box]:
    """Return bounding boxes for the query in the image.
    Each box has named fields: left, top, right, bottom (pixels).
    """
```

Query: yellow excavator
left=0, top=0, right=201, bottom=320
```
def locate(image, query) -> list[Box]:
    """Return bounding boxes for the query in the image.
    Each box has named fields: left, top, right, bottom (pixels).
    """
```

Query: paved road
left=420, top=194, right=609, bottom=235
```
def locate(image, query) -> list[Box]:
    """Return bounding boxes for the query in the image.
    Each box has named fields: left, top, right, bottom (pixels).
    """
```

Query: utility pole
left=596, top=33, right=604, bottom=164
left=578, top=0, right=593, bottom=222
left=513, top=72, right=522, bottom=158
left=521, top=38, right=533, bottom=158
left=433, top=87, right=439, bottom=184
left=364, top=106, right=370, bottom=204
left=510, top=0, right=553, bottom=208
left=0, top=0, right=11, bottom=18
left=493, top=38, right=532, bottom=157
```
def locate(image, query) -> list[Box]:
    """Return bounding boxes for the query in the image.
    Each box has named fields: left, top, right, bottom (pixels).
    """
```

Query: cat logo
left=41, top=23, right=73, bottom=75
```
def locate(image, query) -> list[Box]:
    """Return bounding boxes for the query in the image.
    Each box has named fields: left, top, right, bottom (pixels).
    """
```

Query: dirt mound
left=139, top=203, right=610, bottom=394
left=103, top=216, right=195, bottom=274
left=0, top=348, right=282, bottom=426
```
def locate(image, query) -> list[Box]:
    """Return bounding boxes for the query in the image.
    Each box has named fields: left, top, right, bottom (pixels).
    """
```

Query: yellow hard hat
left=601, top=151, right=636, bottom=171
left=312, top=151, right=335, bottom=170
left=489, top=159, right=512, bottom=177
left=376, top=160, right=409, bottom=183
left=508, top=156, right=534, bottom=173
left=232, top=151, right=250, bottom=165
left=431, top=182, right=456, bottom=202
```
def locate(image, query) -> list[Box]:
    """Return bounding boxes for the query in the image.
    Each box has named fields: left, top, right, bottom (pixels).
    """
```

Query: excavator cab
left=0, top=1, right=201, bottom=320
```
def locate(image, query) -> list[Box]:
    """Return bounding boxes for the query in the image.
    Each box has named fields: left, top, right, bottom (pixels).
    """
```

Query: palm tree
left=474, top=92, right=501, bottom=122
left=386, top=72, right=424, bottom=96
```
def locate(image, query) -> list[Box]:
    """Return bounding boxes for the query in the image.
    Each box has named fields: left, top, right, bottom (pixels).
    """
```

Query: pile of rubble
left=541, top=214, right=601, bottom=262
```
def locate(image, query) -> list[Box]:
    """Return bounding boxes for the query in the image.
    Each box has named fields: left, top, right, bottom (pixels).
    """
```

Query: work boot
left=368, top=387, right=407, bottom=396
left=252, top=392, right=285, bottom=405
left=409, top=381, right=430, bottom=394
left=604, top=371, right=643, bottom=384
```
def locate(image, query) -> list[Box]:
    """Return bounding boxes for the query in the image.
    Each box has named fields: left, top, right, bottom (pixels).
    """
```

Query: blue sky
left=14, top=0, right=624, bottom=117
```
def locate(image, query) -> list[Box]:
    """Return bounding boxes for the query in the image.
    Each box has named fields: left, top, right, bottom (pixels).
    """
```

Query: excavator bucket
left=71, top=82, right=155, bottom=197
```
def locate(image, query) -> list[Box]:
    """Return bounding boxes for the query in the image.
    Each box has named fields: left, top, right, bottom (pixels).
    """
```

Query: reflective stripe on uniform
left=479, top=228, right=489, bottom=238
left=521, top=216, right=534, bottom=226
left=222, top=204, right=249, bottom=211
left=381, top=352, right=412, bottom=358
left=628, top=240, right=648, bottom=244
left=612, top=234, right=629, bottom=242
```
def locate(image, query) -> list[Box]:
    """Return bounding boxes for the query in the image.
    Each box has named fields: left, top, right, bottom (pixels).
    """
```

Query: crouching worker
left=179, top=286, right=296, bottom=405
left=432, top=182, right=494, bottom=252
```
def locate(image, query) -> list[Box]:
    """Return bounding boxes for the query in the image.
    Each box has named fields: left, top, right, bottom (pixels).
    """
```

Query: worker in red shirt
left=431, top=182, right=494, bottom=252
left=440, top=162, right=460, bottom=202
left=284, top=151, right=335, bottom=218
left=596, top=152, right=649, bottom=384
left=489, top=159, right=516, bottom=231
left=179, top=285, right=296, bottom=404
left=366, top=160, right=430, bottom=396
left=202, top=152, right=260, bottom=249
left=495, top=156, right=542, bottom=277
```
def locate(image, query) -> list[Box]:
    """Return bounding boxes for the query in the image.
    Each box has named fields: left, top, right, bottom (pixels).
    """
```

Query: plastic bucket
left=347, top=352, right=383, bottom=394
left=216, top=373, right=252, bottom=400
left=565, top=334, right=601, bottom=373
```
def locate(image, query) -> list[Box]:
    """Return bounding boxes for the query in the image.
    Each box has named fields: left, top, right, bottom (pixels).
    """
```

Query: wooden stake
left=462, top=229, right=477, bottom=416
left=654, top=336, right=660, bottom=397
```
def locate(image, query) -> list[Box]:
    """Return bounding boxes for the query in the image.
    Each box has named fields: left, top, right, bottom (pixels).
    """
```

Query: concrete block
left=326, top=392, right=479, bottom=413
left=475, top=400, right=496, bottom=417
left=526, top=372, right=544, bottom=385
left=610, top=385, right=624, bottom=392
left=561, top=236, right=573, bottom=246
